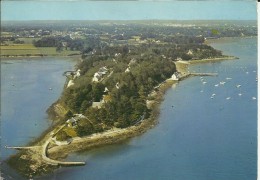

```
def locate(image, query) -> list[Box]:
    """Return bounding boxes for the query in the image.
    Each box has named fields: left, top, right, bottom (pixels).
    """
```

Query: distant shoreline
left=204, top=36, right=256, bottom=44
left=188, top=56, right=238, bottom=64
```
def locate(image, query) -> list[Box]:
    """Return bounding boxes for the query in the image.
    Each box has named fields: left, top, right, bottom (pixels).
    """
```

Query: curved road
left=6, top=124, right=85, bottom=166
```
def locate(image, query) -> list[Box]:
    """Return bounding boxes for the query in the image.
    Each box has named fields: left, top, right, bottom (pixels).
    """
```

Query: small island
left=3, top=20, right=256, bottom=178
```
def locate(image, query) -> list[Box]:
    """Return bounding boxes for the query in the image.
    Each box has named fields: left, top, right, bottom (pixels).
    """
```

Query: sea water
left=1, top=37, right=257, bottom=180
left=1, top=58, right=76, bottom=179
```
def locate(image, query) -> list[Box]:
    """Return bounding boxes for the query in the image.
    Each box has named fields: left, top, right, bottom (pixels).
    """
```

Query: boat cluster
left=199, top=68, right=257, bottom=101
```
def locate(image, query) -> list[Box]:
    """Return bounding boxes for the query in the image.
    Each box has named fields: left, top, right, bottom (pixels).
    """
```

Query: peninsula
left=4, top=20, right=256, bottom=178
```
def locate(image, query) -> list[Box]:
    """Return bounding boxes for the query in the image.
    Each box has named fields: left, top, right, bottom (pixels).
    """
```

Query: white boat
left=214, top=84, right=219, bottom=87
left=220, top=81, right=226, bottom=85
left=226, top=77, right=232, bottom=80
left=236, top=85, right=241, bottom=88
left=226, top=97, right=231, bottom=100
left=238, top=93, right=242, bottom=96
left=252, top=97, right=256, bottom=100
left=202, top=81, right=207, bottom=84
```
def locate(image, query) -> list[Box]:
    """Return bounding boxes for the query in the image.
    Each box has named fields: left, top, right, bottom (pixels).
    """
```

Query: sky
left=1, top=1, right=257, bottom=21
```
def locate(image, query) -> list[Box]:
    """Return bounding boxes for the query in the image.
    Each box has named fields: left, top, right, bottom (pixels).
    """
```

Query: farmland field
left=1, top=44, right=40, bottom=56
left=0, top=44, right=80, bottom=57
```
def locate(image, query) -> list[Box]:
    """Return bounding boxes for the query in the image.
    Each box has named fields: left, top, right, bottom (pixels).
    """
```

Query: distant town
left=1, top=20, right=257, bottom=58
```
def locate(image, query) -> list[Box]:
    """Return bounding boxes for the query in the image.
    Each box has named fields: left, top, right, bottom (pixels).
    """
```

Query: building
left=66, top=114, right=86, bottom=127
left=92, top=102, right=102, bottom=109
left=125, top=67, right=130, bottom=73
left=92, top=66, right=108, bottom=82
left=74, top=69, right=81, bottom=78
left=171, top=74, right=178, bottom=81
left=92, top=72, right=102, bottom=82
left=176, top=57, right=183, bottom=61
left=67, top=80, right=74, bottom=87
left=66, top=117, right=78, bottom=127
left=187, top=50, right=193, bottom=55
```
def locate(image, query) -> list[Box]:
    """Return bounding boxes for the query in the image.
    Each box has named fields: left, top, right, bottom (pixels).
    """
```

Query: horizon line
left=2, top=19, right=257, bottom=22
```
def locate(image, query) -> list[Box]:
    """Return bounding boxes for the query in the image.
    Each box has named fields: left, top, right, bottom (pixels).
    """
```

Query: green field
left=0, top=44, right=80, bottom=57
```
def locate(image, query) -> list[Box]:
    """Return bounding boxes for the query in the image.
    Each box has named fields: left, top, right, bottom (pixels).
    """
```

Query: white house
left=171, top=74, right=179, bottom=81
left=104, top=87, right=109, bottom=93
left=74, top=69, right=81, bottom=78
left=92, top=72, right=102, bottom=82
left=125, top=67, right=130, bottom=73
left=115, top=53, right=121, bottom=57
left=129, top=58, right=136, bottom=66
left=92, top=67, right=108, bottom=82
left=74, top=114, right=86, bottom=119
left=67, top=80, right=74, bottom=87
left=66, top=117, right=78, bottom=127
left=187, top=50, right=193, bottom=55
left=176, top=57, right=183, bottom=61
left=92, top=102, right=102, bottom=109
left=99, top=66, right=108, bottom=75
left=116, top=82, right=120, bottom=89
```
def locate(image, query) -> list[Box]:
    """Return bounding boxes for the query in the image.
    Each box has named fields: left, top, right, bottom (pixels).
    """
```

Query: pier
left=5, top=146, right=41, bottom=150
left=190, top=73, right=218, bottom=76
left=63, top=71, right=76, bottom=76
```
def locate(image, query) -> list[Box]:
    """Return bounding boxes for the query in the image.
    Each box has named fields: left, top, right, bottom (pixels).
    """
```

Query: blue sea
left=1, top=37, right=257, bottom=180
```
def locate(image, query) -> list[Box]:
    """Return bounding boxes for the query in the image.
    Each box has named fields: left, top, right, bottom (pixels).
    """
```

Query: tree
left=65, top=110, right=73, bottom=120
left=56, top=42, right=63, bottom=52
left=56, top=131, right=70, bottom=141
